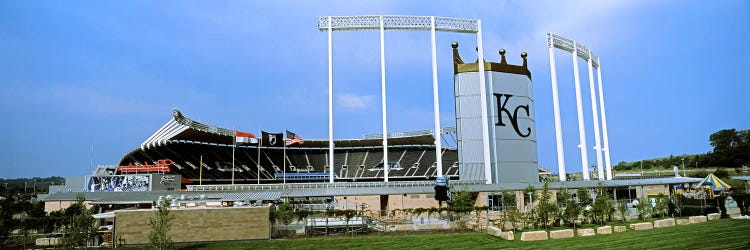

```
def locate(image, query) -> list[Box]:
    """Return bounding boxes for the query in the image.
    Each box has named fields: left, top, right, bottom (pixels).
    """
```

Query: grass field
left=151, top=220, right=750, bottom=250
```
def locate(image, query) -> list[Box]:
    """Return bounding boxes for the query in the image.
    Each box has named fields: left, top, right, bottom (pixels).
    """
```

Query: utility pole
left=640, top=161, right=644, bottom=176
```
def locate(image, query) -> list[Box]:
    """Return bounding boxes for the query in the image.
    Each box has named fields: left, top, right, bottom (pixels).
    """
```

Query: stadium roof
left=138, top=108, right=440, bottom=151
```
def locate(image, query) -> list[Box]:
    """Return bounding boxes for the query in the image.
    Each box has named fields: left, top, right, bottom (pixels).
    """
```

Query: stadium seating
left=120, top=140, right=458, bottom=184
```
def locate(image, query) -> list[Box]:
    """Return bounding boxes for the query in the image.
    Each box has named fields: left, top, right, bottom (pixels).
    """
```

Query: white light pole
left=476, top=20, right=492, bottom=184
left=327, top=16, right=335, bottom=183
left=596, top=57, right=613, bottom=180
left=586, top=49, right=604, bottom=180
left=681, top=158, right=686, bottom=177
left=379, top=16, right=389, bottom=183
left=547, top=34, right=566, bottom=181
left=572, top=41, right=590, bottom=180
left=430, top=16, right=443, bottom=177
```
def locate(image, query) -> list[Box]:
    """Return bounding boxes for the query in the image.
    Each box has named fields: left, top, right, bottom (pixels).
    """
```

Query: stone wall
left=335, top=195, right=382, bottom=211
left=44, top=201, right=93, bottom=213
left=114, top=206, right=270, bottom=245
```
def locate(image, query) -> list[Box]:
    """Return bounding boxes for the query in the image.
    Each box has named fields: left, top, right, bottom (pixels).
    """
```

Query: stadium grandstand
left=117, top=109, right=459, bottom=185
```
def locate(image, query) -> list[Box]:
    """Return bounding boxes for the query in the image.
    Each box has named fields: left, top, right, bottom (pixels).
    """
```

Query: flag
left=285, top=130, right=304, bottom=146
left=262, top=131, right=283, bottom=147
left=235, top=131, right=258, bottom=145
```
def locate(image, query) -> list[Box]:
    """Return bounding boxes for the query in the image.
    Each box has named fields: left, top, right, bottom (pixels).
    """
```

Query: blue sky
left=1, top=1, right=749, bottom=178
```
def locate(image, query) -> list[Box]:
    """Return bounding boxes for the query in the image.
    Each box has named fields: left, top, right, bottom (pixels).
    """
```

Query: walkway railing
left=186, top=180, right=486, bottom=192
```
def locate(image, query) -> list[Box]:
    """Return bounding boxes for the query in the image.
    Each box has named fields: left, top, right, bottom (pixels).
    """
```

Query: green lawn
left=144, top=220, right=750, bottom=250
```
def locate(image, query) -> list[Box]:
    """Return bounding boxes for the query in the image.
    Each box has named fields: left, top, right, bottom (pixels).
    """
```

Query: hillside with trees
left=614, top=128, right=750, bottom=175
left=0, top=176, right=65, bottom=195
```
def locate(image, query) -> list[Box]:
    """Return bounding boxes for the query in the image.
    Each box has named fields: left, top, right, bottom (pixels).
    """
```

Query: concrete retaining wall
left=689, top=216, right=707, bottom=224
left=707, top=213, right=720, bottom=221
left=630, top=222, right=653, bottom=230
left=577, top=228, right=595, bottom=236
left=520, top=231, right=548, bottom=241
left=549, top=229, right=574, bottom=239
left=596, top=226, right=612, bottom=234
left=654, top=218, right=675, bottom=228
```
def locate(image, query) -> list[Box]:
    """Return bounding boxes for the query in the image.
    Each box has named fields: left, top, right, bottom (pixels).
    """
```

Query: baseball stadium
left=36, top=15, right=734, bottom=247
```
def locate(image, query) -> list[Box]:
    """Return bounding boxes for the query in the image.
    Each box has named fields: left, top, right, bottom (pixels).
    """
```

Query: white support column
left=597, top=57, right=613, bottom=180
left=257, top=136, right=261, bottom=185
left=476, top=20, right=492, bottom=184
left=430, top=16, right=443, bottom=177
left=548, top=38, right=566, bottom=182
left=380, top=16, right=389, bottom=183
left=489, top=69, right=498, bottom=183
left=587, top=50, right=604, bottom=180
left=232, top=130, right=235, bottom=185
left=328, top=16, right=334, bottom=183
left=572, top=42, right=590, bottom=180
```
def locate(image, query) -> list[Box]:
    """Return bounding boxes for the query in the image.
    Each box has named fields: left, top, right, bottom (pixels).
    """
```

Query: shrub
left=636, top=199, right=652, bottom=221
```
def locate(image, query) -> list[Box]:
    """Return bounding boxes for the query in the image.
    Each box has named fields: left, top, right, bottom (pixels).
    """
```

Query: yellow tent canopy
left=695, top=173, right=732, bottom=190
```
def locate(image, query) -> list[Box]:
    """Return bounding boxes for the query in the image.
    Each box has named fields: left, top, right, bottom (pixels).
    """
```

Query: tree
left=276, top=202, right=296, bottom=226
left=709, top=129, right=750, bottom=167
left=148, top=199, right=175, bottom=250
left=559, top=189, right=581, bottom=228
left=22, top=201, right=49, bottom=233
left=450, top=189, right=474, bottom=221
left=615, top=200, right=629, bottom=223
left=672, top=194, right=686, bottom=217
left=710, top=129, right=739, bottom=152
left=653, top=194, right=669, bottom=218
left=713, top=168, right=730, bottom=179
left=534, top=181, right=557, bottom=229
left=62, top=193, right=97, bottom=249
left=591, top=188, right=614, bottom=225
left=0, top=195, right=18, bottom=245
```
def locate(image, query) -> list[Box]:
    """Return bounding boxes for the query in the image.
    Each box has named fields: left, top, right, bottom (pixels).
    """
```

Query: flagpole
left=257, top=131, right=261, bottom=185
left=199, top=154, right=203, bottom=185
left=232, top=129, right=236, bottom=185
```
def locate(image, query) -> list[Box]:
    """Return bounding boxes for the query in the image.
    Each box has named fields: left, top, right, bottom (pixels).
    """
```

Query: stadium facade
left=119, top=109, right=460, bottom=185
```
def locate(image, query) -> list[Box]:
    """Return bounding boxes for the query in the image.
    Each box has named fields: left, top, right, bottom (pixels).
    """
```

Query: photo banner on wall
left=85, top=175, right=151, bottom=192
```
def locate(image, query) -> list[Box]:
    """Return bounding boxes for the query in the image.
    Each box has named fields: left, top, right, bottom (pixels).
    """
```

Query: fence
left=187, top=180, right=486, bottom=192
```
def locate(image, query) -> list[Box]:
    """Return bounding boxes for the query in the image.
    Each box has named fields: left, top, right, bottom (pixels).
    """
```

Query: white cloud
left=337, top=93, right=375, bottom=110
